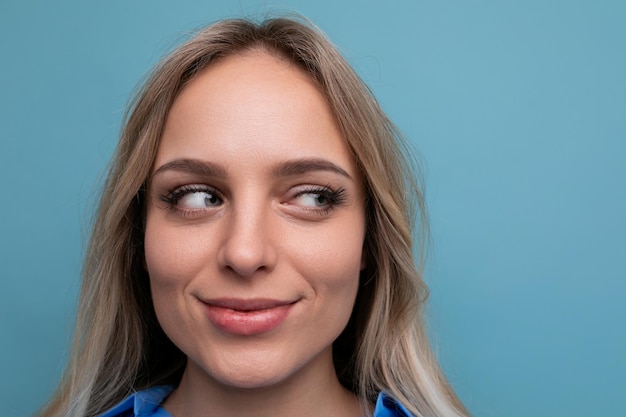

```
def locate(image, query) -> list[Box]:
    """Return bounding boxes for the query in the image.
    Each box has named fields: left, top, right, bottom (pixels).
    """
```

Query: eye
left=289, top=186, right=347, bottom=213
left=178, top=190, right=221, bottom=209
left=159, top=184, right=223, bottom=210
left=293, top=191, right=333, bottom=208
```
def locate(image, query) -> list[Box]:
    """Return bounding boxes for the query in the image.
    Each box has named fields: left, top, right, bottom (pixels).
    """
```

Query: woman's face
left=144, top=50, right=367, bottom=390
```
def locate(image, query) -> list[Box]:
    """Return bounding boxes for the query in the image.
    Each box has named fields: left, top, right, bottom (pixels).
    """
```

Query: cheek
left=143, top=217, right=210, bottom=324
left=144, top=222, right=180, bottom=321
left=143, top=218, right=216, bottom=349
left=304, top=239, right=363, bottom=338
left=144, top=218, right=208, bottom=286
left=287, top=220, right=365, bottom=305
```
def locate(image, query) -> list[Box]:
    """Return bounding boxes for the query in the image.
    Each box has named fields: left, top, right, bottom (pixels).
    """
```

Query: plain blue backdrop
left=1, top=1, right=624, bottom=416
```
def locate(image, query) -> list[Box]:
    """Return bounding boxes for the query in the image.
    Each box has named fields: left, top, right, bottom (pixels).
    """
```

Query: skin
left=144, top=50, right=368, bottom=417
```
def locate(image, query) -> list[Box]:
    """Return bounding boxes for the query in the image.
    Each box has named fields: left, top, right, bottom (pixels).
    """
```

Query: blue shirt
left=98, top=385, right=413, bottom=417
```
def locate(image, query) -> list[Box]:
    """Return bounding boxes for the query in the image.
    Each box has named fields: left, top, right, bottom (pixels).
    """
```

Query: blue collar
left=99, top=385, right=413, bottom=417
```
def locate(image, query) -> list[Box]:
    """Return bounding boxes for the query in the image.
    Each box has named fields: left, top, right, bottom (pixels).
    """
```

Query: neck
left=163, top=349, right=365, bottom=417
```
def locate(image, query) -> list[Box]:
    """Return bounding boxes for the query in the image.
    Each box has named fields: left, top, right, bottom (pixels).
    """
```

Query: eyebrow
left=151, top=159, right=228, bottom=179
left=151, top=157, right=353, bottom=181
left=272, top=158, right=353, bottom=180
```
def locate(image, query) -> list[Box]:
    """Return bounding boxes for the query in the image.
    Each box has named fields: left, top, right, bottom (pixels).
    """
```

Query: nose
left=218, top=203, right=277, bottom=277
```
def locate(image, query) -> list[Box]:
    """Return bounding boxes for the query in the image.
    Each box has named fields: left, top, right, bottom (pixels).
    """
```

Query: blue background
left=1, top=1, right=624, bottom=416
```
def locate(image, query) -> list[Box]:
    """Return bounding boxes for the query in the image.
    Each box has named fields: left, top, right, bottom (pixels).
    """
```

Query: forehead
left=154, top=50, right=360, bottom=181
left=170, top=49, right=325, bottom=128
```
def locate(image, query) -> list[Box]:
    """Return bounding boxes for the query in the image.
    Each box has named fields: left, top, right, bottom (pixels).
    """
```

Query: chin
left=187, top=344, right=331, bottom=391
left=202, top=363, right=300, bottom=391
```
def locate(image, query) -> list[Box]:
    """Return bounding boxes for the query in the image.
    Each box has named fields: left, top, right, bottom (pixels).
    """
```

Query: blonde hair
left=38, top=16, right=469, bottom=417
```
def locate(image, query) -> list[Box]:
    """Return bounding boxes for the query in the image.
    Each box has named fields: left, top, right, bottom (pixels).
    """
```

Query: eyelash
left=291, top=186, right=347, bottom=215
left=159, top=184, right=222, bottom=212
left=157, top=184, right=347, bottom=217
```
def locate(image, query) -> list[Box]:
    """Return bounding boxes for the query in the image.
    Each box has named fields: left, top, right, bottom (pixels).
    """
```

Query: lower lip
left=204, top=303, right=293, bottom=335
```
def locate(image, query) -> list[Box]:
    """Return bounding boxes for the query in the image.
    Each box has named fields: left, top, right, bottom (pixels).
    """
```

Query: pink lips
left=203, top=298, right=295, bottom=335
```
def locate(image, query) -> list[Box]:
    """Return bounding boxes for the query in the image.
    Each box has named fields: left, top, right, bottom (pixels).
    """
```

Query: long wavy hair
left=38, top=16, right=469, bottom=417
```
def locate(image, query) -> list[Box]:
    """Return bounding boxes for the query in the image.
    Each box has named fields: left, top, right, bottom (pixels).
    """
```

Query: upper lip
left=203, top=298, right=296, bottom=312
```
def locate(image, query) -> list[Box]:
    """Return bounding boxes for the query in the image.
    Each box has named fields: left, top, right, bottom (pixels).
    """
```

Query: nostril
left=220, top=237, right=271, bottom=277
left=218, top=210, right=278, bottom=277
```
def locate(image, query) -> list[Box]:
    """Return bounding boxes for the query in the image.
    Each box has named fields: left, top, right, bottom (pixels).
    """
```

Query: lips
left=202, top=298, right=296, bottom=335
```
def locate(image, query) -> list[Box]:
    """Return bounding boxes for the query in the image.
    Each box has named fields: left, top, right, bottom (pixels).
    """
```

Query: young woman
left=38, top=16, right=470, bottom=417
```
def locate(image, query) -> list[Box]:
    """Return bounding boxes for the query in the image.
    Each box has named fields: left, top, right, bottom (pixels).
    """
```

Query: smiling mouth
left=202, top=298, right=297, bottom=335
left=207, top=298, right=295, bottom=311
